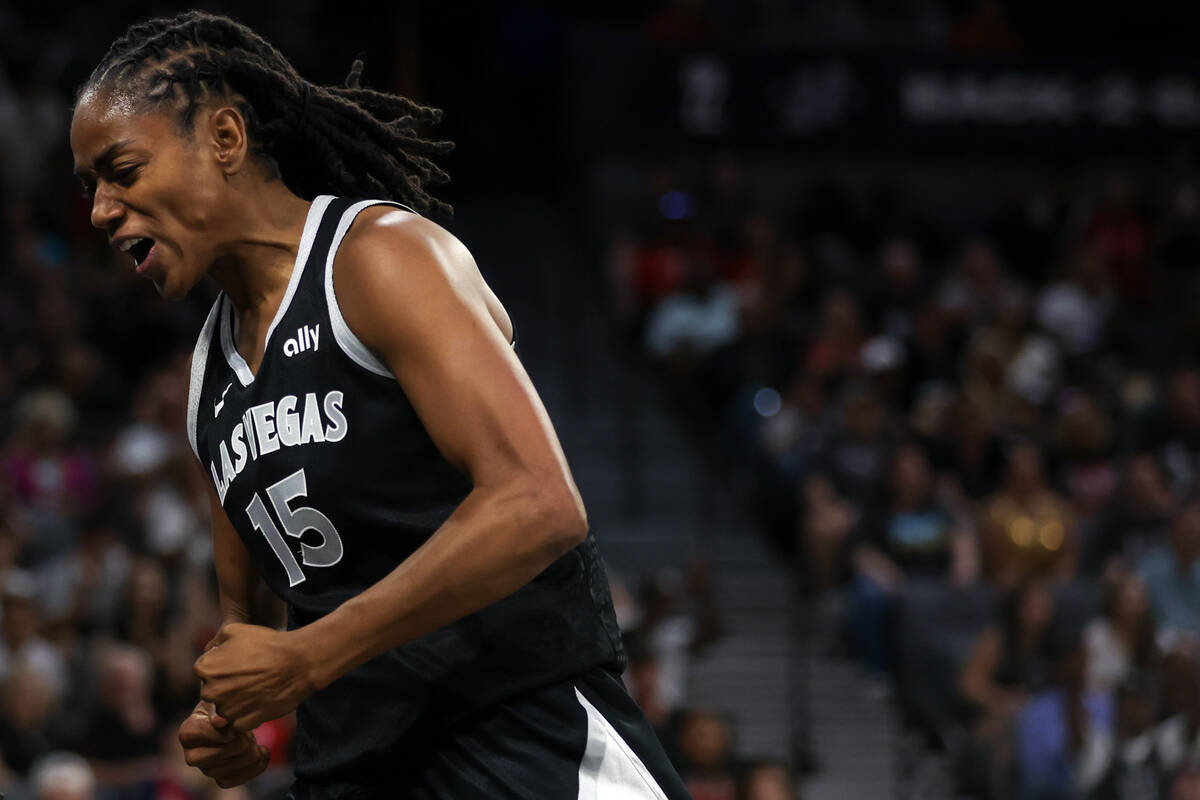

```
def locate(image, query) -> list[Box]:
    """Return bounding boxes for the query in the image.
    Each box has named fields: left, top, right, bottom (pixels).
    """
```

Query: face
left=742, top=765, right=794, bottom=800
left=891, top=445, right=931, bottom=501
left=1018, top=583, right=1053, bottom=633
left=1116, top=576, right=1148, bottom=623
left=679, top=712, right=731, bottom=770
left=70, top=85, right=235, bottom=299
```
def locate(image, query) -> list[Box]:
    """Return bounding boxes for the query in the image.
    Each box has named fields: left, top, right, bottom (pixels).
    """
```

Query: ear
left=207, top=106, right=250, bottom=176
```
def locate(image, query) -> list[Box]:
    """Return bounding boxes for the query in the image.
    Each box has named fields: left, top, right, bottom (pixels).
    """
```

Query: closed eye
left=112, top=165, right=140, bottom=186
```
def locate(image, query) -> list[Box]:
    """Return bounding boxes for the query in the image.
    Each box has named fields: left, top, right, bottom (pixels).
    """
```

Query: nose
left=90, top=183, right=122, bottom=232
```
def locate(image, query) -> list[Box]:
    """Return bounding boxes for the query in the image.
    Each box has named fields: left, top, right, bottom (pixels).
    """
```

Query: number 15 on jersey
left=246, top=468, right=344, bottom=586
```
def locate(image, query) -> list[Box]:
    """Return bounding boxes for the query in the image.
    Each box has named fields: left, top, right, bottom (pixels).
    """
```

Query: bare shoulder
left=331, top=205, right=512, bottom=351
left=336, top=205, right=479, bottom=292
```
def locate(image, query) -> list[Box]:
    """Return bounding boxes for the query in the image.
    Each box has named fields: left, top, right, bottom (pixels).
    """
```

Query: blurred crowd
left=608, top=151, right=1200, bottom=799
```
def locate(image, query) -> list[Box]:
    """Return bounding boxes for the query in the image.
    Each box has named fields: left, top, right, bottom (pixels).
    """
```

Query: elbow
left=532, top=485, right=589, bottom=556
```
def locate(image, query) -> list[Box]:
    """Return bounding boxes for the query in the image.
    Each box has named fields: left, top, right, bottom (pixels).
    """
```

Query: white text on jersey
left=210, top=390, right=347, bottom=503
left=284, top=324, right=320, bottom=357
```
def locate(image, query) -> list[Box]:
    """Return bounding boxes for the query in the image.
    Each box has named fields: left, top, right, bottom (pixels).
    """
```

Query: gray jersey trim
left=324, top=199, right=402, bottom=379
left=219, top=194, right=335, bottom=386
left=186, top=297, right=223, bottom=460
left=324, top=201, right=517, bottom=380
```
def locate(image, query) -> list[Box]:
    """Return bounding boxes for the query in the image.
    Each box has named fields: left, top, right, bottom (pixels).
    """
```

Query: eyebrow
left=73, top=139, right=135, bottom=180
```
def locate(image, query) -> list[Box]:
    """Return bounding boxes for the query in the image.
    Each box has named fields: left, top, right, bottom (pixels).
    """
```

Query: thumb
left=195, top=699, right=232, bottom=735
left=205, top=626, right=232, bottom=651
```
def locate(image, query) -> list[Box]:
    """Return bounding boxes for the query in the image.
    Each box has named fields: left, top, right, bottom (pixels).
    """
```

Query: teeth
left=120, top=237, right=144, bottom=253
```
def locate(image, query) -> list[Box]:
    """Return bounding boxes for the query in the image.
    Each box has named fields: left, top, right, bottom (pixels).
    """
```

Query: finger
left=208, top=625, right=233, bottom=648
left=196, top=699, right=231, bottom=730
left=193, top=652, right=213, bottom=681
left=203, top=742, right=265, bottom=778
left=179, top=714, right=236, bottom=746
left=230, top=708, right=266, bottom=733
left=210, top=747, right=270, bottom=787
left=184, top=738, right=257, bottom=770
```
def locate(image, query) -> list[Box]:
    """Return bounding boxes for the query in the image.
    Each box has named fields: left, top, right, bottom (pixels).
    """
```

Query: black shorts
left=285, top=667, right=691, bottom=799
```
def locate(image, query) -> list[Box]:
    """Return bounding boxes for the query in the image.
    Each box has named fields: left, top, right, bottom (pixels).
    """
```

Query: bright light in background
left=753, top=387, right=782, bottom=417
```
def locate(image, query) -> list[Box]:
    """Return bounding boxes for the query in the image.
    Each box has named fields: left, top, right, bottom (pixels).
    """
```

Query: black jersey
left=187, top=196, right=625, bottom=783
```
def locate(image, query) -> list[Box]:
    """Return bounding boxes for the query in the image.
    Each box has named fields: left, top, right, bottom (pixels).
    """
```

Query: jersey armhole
left=325, top=200, right=405, bottom=380
left=324, top=201, right=518, bottom=381
left=186, top=297, right=223, bottom=460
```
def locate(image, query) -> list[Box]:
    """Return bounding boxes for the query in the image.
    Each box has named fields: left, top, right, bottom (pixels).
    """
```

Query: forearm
left=294, top=481, right=584, bottom=689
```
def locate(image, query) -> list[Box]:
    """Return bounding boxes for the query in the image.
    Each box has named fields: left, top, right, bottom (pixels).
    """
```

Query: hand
left=179, top=702, right=270, bottom=788
left=193, top=623, right=315, bottom=731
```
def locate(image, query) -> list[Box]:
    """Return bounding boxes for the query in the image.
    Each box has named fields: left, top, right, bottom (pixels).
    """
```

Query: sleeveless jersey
left=186, top=196, right=625, bottom=783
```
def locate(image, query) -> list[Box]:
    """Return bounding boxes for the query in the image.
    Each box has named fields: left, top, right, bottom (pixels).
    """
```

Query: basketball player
left=70, top=12, right=690, bottom=799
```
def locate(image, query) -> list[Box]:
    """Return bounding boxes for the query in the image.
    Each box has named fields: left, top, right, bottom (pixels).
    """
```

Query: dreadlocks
left=82, top=11, right=453, bottom=215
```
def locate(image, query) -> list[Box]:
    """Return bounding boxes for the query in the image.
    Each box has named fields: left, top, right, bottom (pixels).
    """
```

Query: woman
left=959, top=580, right=1057, bottom=798
left=981, top=441, right=1078, bottom=587
left=1083, top=566, right=1155, bottom=694
left=70, top=11, right=689, bottom=799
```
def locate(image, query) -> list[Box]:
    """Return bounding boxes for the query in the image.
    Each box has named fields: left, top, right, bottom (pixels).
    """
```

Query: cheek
left=165, top=166, right=225, bottom=231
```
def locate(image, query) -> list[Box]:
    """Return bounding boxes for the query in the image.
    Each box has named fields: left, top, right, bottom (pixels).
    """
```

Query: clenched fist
left=179, top=701, right=270, bottom=788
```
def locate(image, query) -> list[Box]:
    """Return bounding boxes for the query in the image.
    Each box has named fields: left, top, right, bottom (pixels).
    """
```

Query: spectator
left=737, top=760, right=798, bottom=800
left=673, top=709, right=738, bottom=800
left=805, top=290, right=866, bottom=384
left=982, top=442, right=1078, bottom=586
left=3, top=388, right=97, bottom=564
left=625, top=562, right=720, bottom=723
left=1171, top=767, right=1200, bottom=800
left=1014, top=629, right=1114, bottom=800
left=36, top=511, right=129, bottom=637
left=0, top=569, right=68, bottom=697
left=1149, top=369, right=1200, bottom=497
left=798, top=472, right=858, bottom=593
left=28, top=752, right=95, bottom=800
left=1084, top=566, right=1156, bottom=694
left=1137, top=498, right=1200, bottom=641
left=814, top=383, right=892, bottom=510
left=1155, top=651, right=1200, bottom=776
left=938, top=394, right=1006, bottom=503
left=1036, top=242, right=1113, bottom=357
left=1093, top=676, right=1162, bottom=800
left=1085, top=453, right=1175, bottom=572
left=645, top=255, right=740, bottom=364
left=847, top=442, right=977, bottom=674
left=1053, top=393, right=1119, bottom=522
left=960, top=580, right=1057, bottom=797
left=0, top=663, right=63, bottom=777
left=76, top=644, right=160, bottom=794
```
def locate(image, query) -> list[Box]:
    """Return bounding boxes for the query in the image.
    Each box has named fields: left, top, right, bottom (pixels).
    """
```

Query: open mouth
left=120, top=237, right=156, bottom=267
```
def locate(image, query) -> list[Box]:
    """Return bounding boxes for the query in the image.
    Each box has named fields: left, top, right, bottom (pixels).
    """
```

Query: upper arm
left=332, top=210, right=583, bottom=516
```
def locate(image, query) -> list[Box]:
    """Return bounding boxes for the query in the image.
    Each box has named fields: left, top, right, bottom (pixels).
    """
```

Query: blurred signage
left=576, top=46, right=1200, bottom=153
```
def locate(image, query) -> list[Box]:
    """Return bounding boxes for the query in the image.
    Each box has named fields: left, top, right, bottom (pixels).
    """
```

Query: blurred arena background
left=8, top=1, right=1200, bottom=798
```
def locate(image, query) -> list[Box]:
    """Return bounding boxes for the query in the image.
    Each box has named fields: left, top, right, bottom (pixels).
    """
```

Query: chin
left=153, top=273, right=186, bottom=301
left=153, top=265, right=202, bottom=301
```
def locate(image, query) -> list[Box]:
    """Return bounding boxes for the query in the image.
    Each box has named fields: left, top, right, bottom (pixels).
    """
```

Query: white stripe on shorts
left=575, top=687, right=669, bottom=800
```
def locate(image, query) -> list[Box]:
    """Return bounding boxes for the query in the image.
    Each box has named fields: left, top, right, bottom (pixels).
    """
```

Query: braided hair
left=81, top=10, right=453, bottom=215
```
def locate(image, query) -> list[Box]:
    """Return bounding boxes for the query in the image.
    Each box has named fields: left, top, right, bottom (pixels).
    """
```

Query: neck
left=207, top=181, right=313, bottom=319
